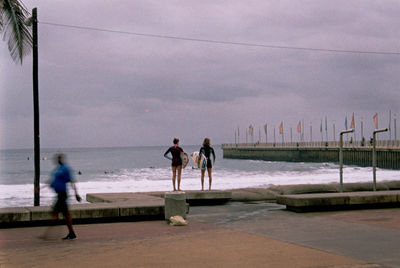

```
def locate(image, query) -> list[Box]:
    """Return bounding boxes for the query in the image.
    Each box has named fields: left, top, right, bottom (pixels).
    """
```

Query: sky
left=1, top=0, right=400, bottom=149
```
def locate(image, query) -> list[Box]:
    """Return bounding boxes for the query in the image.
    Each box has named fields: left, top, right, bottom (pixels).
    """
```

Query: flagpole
left=389, top=110, right=392, bottom=141
left=333, top=121, right=336, bottom=142
left=393, top=115, right=397, bottom=142
left=325, top=116, right=328, bottom=142
left=290, top=127, right=293, bottom=143
left=361, top=118, right=364, bottom=143
left=353, top=113, right=356, bottom=143
left=394, top=114, right=397, bottom=142
left=320, top=119, right=323, bottom=142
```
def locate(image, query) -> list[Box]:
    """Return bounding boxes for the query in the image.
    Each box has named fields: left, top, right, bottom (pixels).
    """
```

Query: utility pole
left=32, top=8, right=40, bottom=206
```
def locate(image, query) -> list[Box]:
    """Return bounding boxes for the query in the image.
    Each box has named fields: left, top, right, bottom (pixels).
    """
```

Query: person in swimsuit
left=199, top=138, right=216, bottom=191
left=164, top=138, right=185, bottom=191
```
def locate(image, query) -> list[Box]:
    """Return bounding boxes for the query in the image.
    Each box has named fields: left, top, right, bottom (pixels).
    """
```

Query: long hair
left=203, top=138, right=210, bottom=147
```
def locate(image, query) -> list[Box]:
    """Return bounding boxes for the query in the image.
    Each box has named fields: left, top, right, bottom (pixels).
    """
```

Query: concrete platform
left=3, top=187, right=400, bottom=227
left=0, top=202, right=164, bottom=228
left=277, top=190, right=400, bottom=212
left=87, top=190, right=232, bottom=206
left=0, top=190, right=232, bottom=227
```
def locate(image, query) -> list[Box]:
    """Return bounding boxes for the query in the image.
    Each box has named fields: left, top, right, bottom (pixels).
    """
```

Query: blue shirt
left=50, top=164, right=73, bottom=193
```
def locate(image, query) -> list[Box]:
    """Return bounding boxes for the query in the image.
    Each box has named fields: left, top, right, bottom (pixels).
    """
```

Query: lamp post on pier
left=372, top=128, right=388, bottom=191
left=339, top=129, right=354, bottom=192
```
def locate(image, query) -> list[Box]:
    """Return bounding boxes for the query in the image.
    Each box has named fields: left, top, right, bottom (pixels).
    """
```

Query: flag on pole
left=249, top=125, right=254, bottom=136
left=264, top=124, right=268, bottom=135
left=297, top=121, right=301, bottom=133
left=320, top=119, right=323, bottom=133
left=350, top=113, right=355, bottom=129
left=373, top=113, right=378, bottom=129
left=325, top=116, right=328, bottom=131
left=279, top=122, right=283, bottom=134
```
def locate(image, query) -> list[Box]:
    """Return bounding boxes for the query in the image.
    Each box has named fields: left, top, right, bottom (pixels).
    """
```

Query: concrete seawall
left=2, top=181, right=400, bottom=227
left=222, top=143, right=400, bottom=169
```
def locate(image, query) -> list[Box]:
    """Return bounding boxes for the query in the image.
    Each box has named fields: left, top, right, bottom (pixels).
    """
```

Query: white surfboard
left=191, top=151, right=207, bottom=169
left=181, top=152, right=189, bottom=169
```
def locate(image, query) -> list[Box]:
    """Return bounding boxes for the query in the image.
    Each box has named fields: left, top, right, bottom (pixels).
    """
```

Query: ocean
left=1, top=145, right=399, bottom=208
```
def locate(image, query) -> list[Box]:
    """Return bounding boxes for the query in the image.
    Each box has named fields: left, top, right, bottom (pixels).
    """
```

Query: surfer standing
left=199, top=138, right=216, bottom=191
left=164, top=138, right=185, bottom=191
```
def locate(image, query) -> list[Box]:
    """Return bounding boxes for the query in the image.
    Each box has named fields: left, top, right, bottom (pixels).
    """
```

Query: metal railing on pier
left=222, top=140, right=400, bottom=170
left=222, top=140, right=400, bottom=149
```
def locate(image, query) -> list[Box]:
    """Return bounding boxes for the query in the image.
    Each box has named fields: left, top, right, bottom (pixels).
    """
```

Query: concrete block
left=119, top=204, right=164, bottom=217
left=348, top=192, right=398, bottom=205
left=72, top=203, right=119, bottom=219
left=231, top=188, right=278, bottom=201
left=29, top=206, right=53, bottom=221
left=186, top=190, right=232, bottom=200
left=277, top=194, right=348, bottom=207
left=384, top=181, right=400, bottom=190
left=164, top=192, right=188, bottom=220
left=0, top=207, right=30, bottom=223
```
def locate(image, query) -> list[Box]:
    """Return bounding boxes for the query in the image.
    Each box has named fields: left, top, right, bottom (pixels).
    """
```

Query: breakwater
left=222, top=141, right=400, bottom=169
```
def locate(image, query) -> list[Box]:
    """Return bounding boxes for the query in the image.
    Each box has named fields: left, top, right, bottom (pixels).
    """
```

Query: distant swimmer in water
left=199, top=138, right=216, bottom=191
left=164, top=138, right=185, bottom=191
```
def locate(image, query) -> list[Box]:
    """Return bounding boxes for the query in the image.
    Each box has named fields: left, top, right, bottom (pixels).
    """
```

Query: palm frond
left=1, top=0, right=32, bottom=64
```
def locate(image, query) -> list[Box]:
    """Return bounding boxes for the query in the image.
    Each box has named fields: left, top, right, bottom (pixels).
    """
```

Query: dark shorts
left=171, top=160, right=182, bottom=167
left=171, top=156, right=182, bottom=167
left=53, top=191, right=69, bottom=213
left=207, top=159, right=212, bottom=169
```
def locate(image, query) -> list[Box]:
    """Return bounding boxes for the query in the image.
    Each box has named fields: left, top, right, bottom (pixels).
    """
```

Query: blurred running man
left=45, top=153, right=81, bottom=240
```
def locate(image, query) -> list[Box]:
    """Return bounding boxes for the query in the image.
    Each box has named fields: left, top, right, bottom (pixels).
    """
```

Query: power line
left=39, top=21, right=400, bottom=56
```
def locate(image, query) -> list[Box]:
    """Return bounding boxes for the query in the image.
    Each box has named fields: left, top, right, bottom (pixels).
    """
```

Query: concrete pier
left=222, top=142, right=400, bottom=169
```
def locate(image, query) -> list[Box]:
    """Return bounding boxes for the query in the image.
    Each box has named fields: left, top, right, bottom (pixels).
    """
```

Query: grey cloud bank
left=1, top=0, right=400, bottom=149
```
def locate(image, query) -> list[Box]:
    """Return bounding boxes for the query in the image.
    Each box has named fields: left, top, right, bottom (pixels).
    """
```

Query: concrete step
left=0, top=201, right=164, bottom=228
left=87, top=190, right=232, bottom=206
left=0, top=190, right=232, bottom=228
left=277, top=190, right=400, bottom=212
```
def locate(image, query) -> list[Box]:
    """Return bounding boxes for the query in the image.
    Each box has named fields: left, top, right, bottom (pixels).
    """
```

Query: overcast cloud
left=1, top=0, right=400, bottom=149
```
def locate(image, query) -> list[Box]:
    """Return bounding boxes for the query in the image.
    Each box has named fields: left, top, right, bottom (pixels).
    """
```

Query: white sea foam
left=1, top=165, right=398, bottom=208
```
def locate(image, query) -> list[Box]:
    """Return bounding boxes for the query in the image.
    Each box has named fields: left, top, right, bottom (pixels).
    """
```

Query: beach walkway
left=1, top=202, right=399, bottom=267
left=1, top=184, right=400, bottom=267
